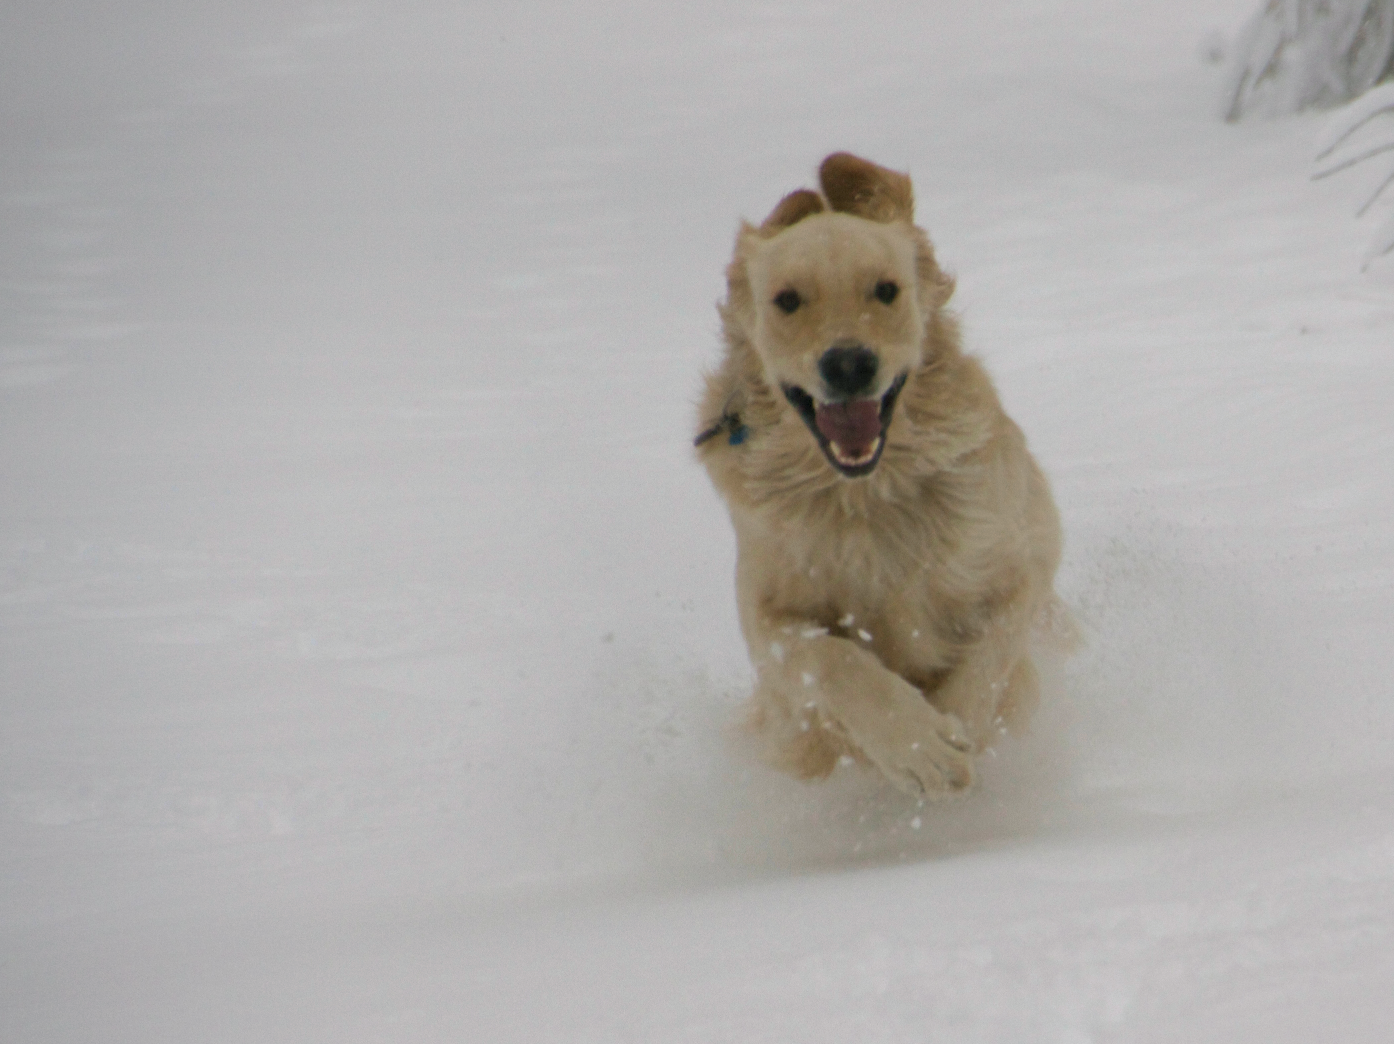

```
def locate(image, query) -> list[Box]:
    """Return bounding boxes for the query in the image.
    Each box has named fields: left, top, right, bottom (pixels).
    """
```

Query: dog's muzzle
left=782, top=370, right=907, bottom=478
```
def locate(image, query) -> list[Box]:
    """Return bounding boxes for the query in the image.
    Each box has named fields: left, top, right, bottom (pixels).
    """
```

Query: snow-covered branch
left=1222, top=0, right=1394, bottom=121
left=1312, top=78, right=1394, bottom=264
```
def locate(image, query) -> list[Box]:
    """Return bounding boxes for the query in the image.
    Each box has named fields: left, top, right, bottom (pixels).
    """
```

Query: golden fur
left=696, top=153, right=1062, bottom=797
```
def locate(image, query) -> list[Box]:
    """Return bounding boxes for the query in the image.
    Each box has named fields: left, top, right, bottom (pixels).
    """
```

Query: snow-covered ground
left=4, top=1, right=1394, bottom=1040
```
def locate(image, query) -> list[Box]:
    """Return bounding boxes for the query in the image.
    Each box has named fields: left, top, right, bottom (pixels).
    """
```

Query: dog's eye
left=874, top=280, right=899, bottom=305
left=773, top=289, right=802, bottom=314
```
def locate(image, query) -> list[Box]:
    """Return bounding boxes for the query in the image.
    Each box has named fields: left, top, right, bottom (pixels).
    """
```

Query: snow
left=3, top=0, right=1393, bottom=1040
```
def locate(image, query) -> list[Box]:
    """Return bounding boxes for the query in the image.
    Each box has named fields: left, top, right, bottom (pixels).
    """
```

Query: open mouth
left=781, top=372, right=907, bottom=478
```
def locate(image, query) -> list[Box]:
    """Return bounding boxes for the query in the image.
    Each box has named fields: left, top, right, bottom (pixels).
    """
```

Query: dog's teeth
left=830, top=437, right=880, bottom=467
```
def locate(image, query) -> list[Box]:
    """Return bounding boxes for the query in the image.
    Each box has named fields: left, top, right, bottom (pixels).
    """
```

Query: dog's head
left=721, top=153, right=955, bottom=479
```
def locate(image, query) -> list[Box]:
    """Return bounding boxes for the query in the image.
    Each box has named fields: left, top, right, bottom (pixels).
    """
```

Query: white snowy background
left=4, top=1, right=1394, bottom=1041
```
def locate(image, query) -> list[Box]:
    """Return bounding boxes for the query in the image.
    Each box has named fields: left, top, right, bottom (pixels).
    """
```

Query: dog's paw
left=878, top=715, right=975, bottom=797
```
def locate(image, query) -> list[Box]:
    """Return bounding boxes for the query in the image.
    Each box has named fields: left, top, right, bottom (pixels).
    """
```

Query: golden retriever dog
left=695, top=153, right=1062, bottom=797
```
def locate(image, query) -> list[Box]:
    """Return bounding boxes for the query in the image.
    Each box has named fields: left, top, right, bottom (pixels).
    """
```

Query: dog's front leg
left=929, top=587, right=1045, bottom=745
left=747, top=616, right=976, bottom=796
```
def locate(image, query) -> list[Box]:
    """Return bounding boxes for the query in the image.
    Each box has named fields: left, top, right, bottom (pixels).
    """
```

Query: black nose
left=818, top=344, right=879, bottom=397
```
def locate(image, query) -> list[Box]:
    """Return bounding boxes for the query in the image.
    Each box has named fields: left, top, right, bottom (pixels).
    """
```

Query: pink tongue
left=815, top=399, right=881, bottom=456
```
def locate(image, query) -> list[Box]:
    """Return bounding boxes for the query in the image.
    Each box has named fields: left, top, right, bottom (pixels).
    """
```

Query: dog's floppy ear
left=757, top=188, right=825, bottom=235
left=819, top=153, right=914, bottom=223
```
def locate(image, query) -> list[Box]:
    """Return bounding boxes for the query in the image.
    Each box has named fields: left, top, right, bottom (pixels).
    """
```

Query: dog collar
left=694, top=410, right=749, bottom=447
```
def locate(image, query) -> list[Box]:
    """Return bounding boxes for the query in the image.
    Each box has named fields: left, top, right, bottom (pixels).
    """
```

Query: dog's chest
left=746, top=508, right=959, bottom=671
left=776, top=504, right=929, bottom=593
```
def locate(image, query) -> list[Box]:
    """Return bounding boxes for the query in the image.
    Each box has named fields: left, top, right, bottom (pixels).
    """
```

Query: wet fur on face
left=696, top=153, right=1064, bottom=797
